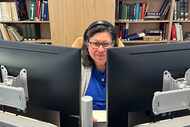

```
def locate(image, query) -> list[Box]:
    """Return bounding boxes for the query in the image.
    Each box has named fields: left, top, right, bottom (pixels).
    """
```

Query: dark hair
left=81, top=20, right=117, bottom=67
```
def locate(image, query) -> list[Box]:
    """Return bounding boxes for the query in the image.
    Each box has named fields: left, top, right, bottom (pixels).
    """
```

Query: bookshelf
left=115, top=0, right=190, bottom=46
left=0, top=0, right=115, bottom=46
left=0, top=0, right=51, bottom=44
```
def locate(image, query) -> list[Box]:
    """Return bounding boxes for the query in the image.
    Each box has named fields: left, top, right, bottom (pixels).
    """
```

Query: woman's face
left=88, top=32, right=113, bottom=67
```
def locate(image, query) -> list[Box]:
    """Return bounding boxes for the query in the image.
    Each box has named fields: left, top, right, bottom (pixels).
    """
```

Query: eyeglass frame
left=88, top=41, right=113, bottom=49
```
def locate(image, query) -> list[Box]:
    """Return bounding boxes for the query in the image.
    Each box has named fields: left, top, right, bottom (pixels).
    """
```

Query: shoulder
left=81, top=64, right=92, bottom=74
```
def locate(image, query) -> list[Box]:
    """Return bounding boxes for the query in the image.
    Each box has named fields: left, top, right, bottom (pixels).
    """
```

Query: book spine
left=16, top=0, right=28, bottom=20
left=124, top=23, right=129, bottom=39
left=29, top=0, right=36, bottom=21
left=127, top=32, right=145, bottom=41
left=173, top=1, right=177, bottom=20
left=135, top=2, right=140, bottom=20
left=176, top=0, right=181, bottom=20
left=159, top=0, right=169, bottom=17
left=123, top=3, right=127, bottom=19
left=160, top=1, right=171, bottom=20
left=115, top=0, right=119, bottom=20
left=140, top=3, right=146, bottom=20
left=36, top=0, right=41, bottom=21
left=41, top=0, right=49, bottom=21
left=171, top=23, right=177, bottom=40
left=184, top=0, right=188, bottom=20
left=175, top=23, right=181, bottom=40
left=118, top=1, right=123, bottom=19
left=180, top=0, right=184, bottom=20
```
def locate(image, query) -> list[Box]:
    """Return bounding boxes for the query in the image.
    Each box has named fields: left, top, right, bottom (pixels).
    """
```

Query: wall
left=49, top=0, right=115, bottom=47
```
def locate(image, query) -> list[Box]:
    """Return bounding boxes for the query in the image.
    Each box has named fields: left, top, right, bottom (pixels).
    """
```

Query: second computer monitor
left=107, top=43, right=190, bottom=127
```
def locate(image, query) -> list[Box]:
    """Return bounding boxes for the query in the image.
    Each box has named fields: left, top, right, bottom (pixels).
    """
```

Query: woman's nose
left=97, top=45, right=105, bottom=52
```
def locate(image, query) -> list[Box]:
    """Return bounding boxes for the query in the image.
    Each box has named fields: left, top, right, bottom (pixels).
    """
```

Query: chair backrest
left=117, top=38, right=125, bottom=47
left=72, top=36, right=83, bottom=48
left=72, top=36, right=125, bottom=48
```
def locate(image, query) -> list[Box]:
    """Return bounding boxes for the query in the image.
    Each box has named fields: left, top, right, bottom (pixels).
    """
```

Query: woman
left=81, top=20, right=117, bottom=110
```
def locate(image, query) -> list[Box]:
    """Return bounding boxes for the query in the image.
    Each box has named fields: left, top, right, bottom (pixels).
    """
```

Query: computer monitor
left=107, top=42, right=190, bottom=127
left=0, top=41, right=81, bottom=127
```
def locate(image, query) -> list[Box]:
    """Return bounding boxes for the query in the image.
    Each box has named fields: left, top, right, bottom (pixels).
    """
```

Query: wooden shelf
left=172, top=20, right=190, bottom=23
left=170, top=40, right=190, bottom=43
left=123, top=40, right=168, bottom=45
left=22, top=39, right=52, bottom=43
left=116, top=20, right=170, bottom=23
left=0, top=21, right=50, bottom=24
left=122, top=40, right=168, bottom=44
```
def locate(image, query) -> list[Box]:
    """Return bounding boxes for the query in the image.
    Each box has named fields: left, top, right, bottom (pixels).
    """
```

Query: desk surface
left=135, top=115, right=190, bottom=127
left=0, top=110, right=57, bottom=127
left=93, top=110, right=107, bottom=127
left=93, top=110, right=107, bottom=122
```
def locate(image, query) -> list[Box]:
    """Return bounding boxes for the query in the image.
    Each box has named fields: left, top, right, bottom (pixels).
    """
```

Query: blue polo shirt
left=85, top=66, right=106, bottom=110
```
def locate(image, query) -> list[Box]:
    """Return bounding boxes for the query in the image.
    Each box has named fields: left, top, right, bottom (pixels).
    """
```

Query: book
left=135, top=2, right=140, bottom=20
left=10, top=2, right=19, bottom=21
left=159, top=0, right=169, bottom=17
left=175, top=23, right=182, bottom=41
left=176, top=0, right=180, bottom=20
left=36, top=0, right=41, bottom=21
left=41, top=0, right=49, bottom=21
left=0, top=2, right=12, bottom=21
left=184, top=0, right=189, bottom=20
left=0, top=29, right=3, bottom=40
left=121, top=2, right=127, bottom=19
left=180, top=0, right=185, bottom=20
left=144, top=12, right=160, bottom=19
left=124, top=23, right=129, bottom=39
left=7, top=26, right=17, bottom=41
left=145, top=30, right=162, bottom=36
left=127, top=32, right=145, bottom=41
left=160, top=0, right=171, bottom=20
left=173, top=1, right=177, bottom=20
left=118, top=1, right=123, bottom=19
left=143, top=35, right=162, bottom=41
left=7, top=25, right=23, bottom=41
left=140, top=3, right=146, bottom=19
left=29, top=0, right=36, bottom=21
left=171, top=23, right=177, bottom=41
left=15, top=0, right=28, bottom=20
left=0, top=23, right=10, bottom=40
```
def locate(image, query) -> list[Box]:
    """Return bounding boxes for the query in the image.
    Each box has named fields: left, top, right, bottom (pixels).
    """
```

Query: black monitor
left=0, top=41, right=81, bottom=127
left=107, top=43, right=190, bottom=127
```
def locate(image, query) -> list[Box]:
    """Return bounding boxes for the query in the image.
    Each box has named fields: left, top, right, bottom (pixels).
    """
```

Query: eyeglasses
left=89, top=41, right=113, bottom=49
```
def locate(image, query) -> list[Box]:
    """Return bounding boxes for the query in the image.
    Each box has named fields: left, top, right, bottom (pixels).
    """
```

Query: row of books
left=28, top=0, right=49, bottom=21
left=0, top=2, right=18, bottom=21
left=0, top=23, right=41, bottom=41
left=116, top=0, right=170, bottom=20
left=116, top=1, right=146, bottom=20
left=0, top=0, right=49, bottom=21
left=144, top=0, right=171, bottom=20
left=173, top=0, right=189, bottom=21
left=116, top=23, right=164, bottom=41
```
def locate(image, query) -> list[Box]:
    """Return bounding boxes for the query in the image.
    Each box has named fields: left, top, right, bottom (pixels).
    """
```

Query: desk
left=93, top=110, right=107, bottom=127
left=0, top=110, right=57, bottom=127
left=135, top=115, right=190, bottom=127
